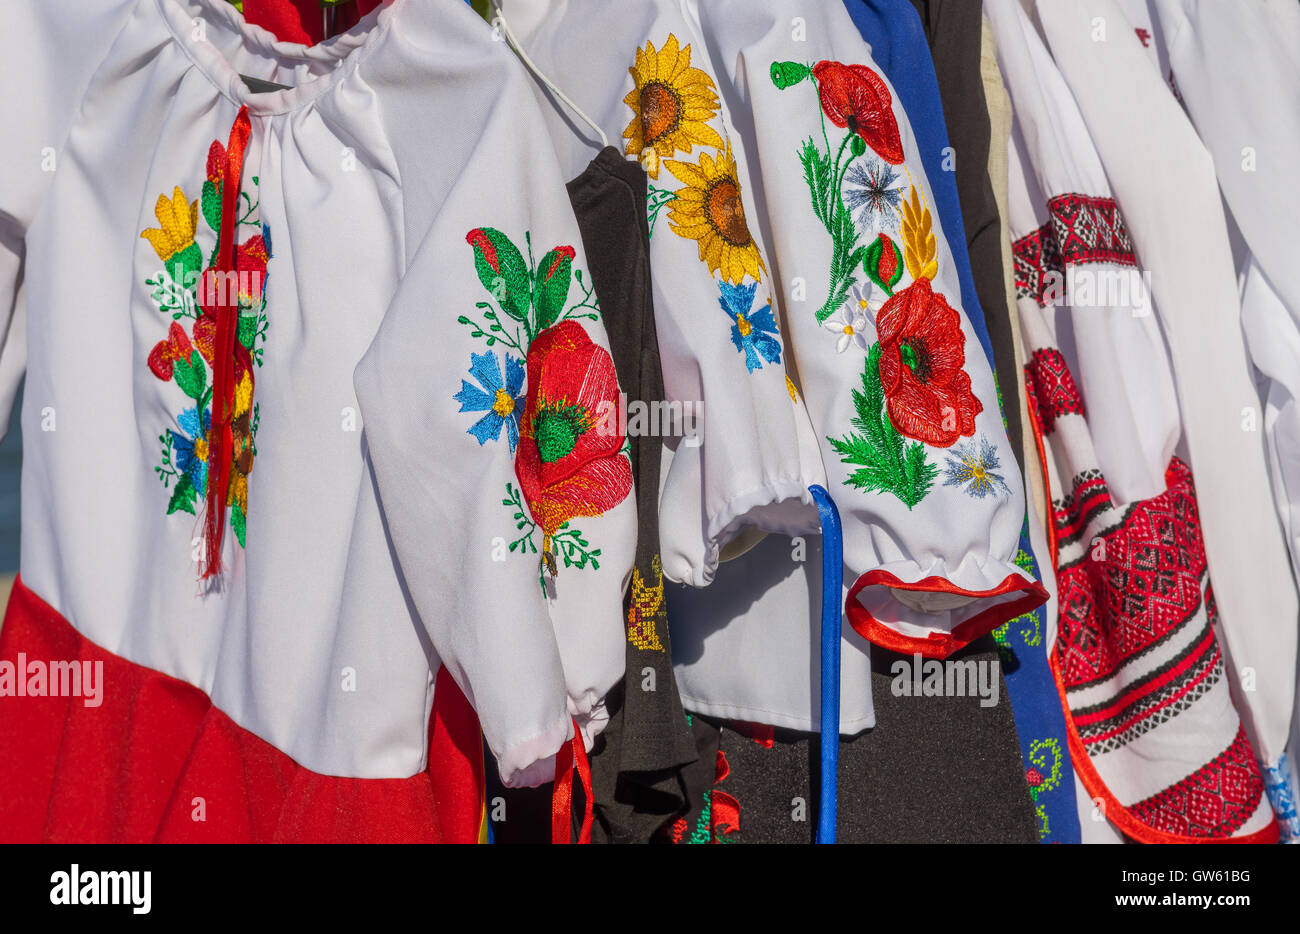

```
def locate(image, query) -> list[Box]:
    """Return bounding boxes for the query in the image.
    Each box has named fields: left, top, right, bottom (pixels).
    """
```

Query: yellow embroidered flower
left=786, top=375, right=800, bottom=403
left=664, top=141, right=766, bottom=283
left=141, top=187, right=199, bottom=264
left=622, top=35, right=724, bottom=178
left=229, top=470, right=248, bottom=516
left=233, top=370, right=254, bottom=420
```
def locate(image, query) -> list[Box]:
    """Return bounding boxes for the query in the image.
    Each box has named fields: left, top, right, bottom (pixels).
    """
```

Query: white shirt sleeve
left=353, top=44, right=636, bottom=787
left=495, top=0, right=829, bottom=589
left=694, top=0, right=1045, bottom=658
left=0, top=0, right=144, bottom=442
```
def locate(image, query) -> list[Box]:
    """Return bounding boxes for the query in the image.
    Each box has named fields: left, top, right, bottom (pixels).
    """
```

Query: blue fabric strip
left=841, top=0, right=1081, bottom=843
left=809, top=484, right=843, bottom=844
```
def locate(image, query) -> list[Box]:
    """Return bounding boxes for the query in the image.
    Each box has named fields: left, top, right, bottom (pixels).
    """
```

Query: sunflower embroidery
left=622, top=34, right=724, bottom=178
left=664, top=140, right=766, bottom=285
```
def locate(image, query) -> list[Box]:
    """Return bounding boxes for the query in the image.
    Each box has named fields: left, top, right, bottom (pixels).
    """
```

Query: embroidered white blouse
left=0, top=0, right=638, bottom=787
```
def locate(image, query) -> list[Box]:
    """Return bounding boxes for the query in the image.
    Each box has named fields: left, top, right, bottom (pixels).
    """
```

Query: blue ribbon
left=809, top=484, right=843, bottom=844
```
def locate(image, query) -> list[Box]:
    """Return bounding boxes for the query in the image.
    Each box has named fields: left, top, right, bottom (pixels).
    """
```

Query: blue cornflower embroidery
left=170, top=406, right=212, bottom=495
left=719, top=280, right=783, bottom=373
left=454, top=350, right=526, bottom=452
left=941, top=435, right=1012, bottom=499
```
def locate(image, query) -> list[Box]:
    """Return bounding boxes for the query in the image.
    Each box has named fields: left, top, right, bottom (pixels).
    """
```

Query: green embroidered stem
left=827, top=343, right=937, bottom=508
left=155, top=431, right=180, bottom=486
left=146, top=266, right=200, bottom=321
left=562, top=270, right=601, bottom=322
left=236, top=190, right=260, bottom=227
left=646, top=185, right=676, bottom=238
left=457, top=305, right=524, bottom=353
left=550, top=523, right=602, bottom=571
left=827, top=132, right=853, bottom=221
left=502, top=482, right=539, bottom=556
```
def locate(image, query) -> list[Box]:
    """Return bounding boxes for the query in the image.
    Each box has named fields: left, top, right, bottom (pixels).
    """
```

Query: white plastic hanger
left=490, top=0, right=610, bottom=149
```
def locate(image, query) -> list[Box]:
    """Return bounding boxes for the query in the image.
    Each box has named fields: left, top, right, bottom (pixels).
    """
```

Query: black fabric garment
left=908, top=0, right=1024, bottom=471
left=673, top=634, right=1040, bottom=844
left=488, top=147, right=701, bottom=843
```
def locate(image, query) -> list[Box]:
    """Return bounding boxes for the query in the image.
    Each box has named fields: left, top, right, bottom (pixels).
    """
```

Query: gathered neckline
left=156, top=0, right=402, bottom=117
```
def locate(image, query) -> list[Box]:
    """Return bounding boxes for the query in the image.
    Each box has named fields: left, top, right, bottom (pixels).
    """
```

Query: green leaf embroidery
left=167, top=472, right=197, bottom=515
left=237, top=311, right=258, bottom=350
left=201, top=179, right=222, bottom=234
left=533, top=246, right=574, bottom=331
left=828, top=344, right=936, bottom=508
left=171, top=242, right=204, bottom=288
left=173, top=350, right=207, bottom=401
left=231, top=502, right=247, bottom=548
left=468, top=227, right=531, bottom=324
left=798, top=137, right=833, bottom=227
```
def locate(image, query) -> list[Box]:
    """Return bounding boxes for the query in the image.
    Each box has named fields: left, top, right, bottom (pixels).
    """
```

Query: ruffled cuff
left=846, top=557, right=1048, bottom=659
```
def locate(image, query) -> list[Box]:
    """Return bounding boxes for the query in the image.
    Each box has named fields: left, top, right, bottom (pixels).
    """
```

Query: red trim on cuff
left=845, top=570, right=1049, bottom=660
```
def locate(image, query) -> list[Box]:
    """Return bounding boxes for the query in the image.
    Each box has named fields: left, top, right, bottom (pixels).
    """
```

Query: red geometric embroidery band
left=1128, top=726, right=1266, bottom=839
left=1013, top=193, right=1137, bottom=306
left=1023, top=347, right=1085, bottom=434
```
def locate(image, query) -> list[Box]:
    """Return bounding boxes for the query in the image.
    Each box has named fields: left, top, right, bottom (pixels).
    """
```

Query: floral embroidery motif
left=940, top=436, right=1011, bottom=499
left=460, top=227, right=629, bottom=580
left=1025, top=738, right=1065, bottom=839
left=806, top=60, right=904, bottom=163
left=627, top=36, right=789, bottom=384
left=622, top=34, right=723, bottom=179
left=828, top=344, right=938, bottom=508
left=823, top=304, right=871, bottom=354
left=844, top=158, right=903, bottom=234
left=771, top=58, right=905, bottom=322
left=774, top=59, right=986, bottom=507
left=876, top=279, right=980, bottom=447
left=628, top=555, right=665, bottom=652
left=516, top=321, right=634, bottom=577
left=719, top=280, right=782, bottom=372
left=664, top=141, right=766, bottom=285
left=454, top=351, right=525, bottom=453
left=144, top=140, right=269, bottom=550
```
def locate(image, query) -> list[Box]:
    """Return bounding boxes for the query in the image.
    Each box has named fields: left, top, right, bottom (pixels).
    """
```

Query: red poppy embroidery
left=515, top=320, right=633, bottom=573
left=811, top=61, right=904, bottom=165
left=875, top=278, right=981, bottom=447
left=148, top=322, right=195, bottom=381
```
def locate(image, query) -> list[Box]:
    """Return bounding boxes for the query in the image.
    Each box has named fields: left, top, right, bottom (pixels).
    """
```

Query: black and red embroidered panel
left=1023, top=347, right=1085, bottom=434
left=1013, top=193, right=1138, bottom=306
